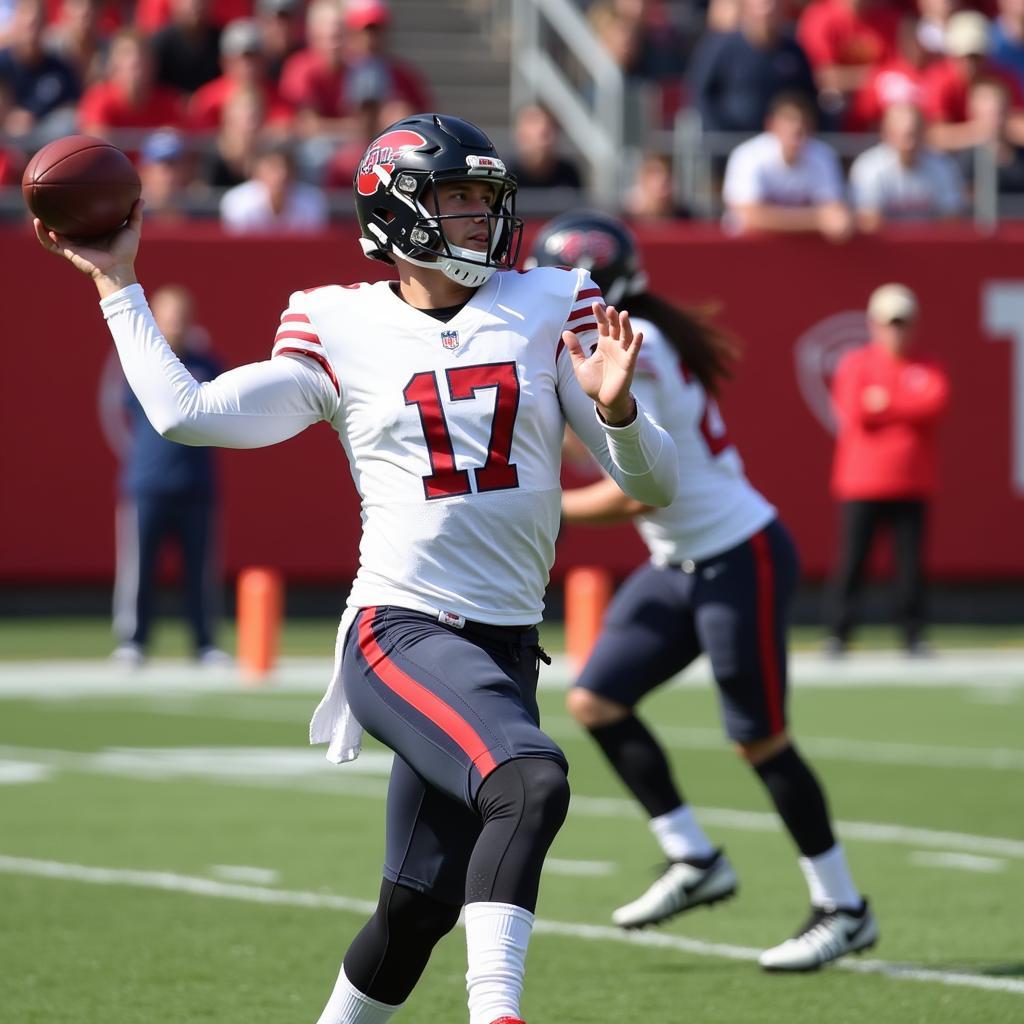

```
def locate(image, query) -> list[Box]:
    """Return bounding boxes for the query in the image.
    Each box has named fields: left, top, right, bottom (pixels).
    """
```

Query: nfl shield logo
left=441, top=329, right=460, bottom=350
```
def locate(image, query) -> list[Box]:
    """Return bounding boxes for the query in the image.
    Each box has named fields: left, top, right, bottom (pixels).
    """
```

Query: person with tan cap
left=922, top=9, right=1024, bottom=150
left=824, top=284, right=950, bottom=656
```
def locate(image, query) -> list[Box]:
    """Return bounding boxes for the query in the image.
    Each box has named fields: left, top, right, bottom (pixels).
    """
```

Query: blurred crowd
left=583, top=0, right=1024, bottom=227
left=1, top=0, right=1023, bottom=229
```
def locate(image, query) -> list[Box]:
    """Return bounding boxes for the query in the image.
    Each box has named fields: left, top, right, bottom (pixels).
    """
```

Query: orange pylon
left=565, top=566, right=613, bottom=671
left=237, top=567, right=283, bottom=683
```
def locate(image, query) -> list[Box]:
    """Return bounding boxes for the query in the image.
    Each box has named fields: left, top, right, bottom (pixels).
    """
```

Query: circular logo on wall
left=793, top=311, right=870, bottom=435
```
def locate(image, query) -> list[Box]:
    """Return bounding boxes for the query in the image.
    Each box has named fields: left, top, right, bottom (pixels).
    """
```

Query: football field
left=1, top=622, right=1023, bottom=1023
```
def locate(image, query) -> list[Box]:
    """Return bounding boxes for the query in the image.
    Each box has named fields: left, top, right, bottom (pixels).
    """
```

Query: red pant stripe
left=750, top=531, right=785, bottom=735
left=357, top=607, right=498, bottom=777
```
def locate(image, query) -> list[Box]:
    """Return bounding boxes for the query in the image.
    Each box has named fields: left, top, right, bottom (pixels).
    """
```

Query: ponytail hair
left=625, top=292, right=739, bottom=396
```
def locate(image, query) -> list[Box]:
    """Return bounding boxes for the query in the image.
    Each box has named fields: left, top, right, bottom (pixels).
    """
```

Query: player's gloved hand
left=34, top=198, right=143, bottom=299
left=563, top=303, right=642, bottom=426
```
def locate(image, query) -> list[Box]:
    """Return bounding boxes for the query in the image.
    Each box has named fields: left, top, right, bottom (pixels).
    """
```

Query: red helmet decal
left=552, top=229, right=618, bottom=269
left=356, top=129, right=427, bottom=197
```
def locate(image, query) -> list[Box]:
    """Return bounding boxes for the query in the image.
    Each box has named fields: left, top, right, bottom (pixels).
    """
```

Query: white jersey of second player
left=271, top=269, right=674, bottom=625
left=627, top=317, right=775, bottom=564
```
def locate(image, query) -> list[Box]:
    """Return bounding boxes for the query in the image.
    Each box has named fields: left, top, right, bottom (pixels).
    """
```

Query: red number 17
left=403, top=361, right=521, bottom=500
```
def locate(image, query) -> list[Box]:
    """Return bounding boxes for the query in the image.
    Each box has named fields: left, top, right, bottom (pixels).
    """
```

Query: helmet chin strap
left=394, top=245, right=497, bottom=289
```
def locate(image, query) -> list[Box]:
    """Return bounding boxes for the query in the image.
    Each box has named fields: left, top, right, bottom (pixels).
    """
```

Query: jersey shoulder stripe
left=271, top=288, right=341, bottom=395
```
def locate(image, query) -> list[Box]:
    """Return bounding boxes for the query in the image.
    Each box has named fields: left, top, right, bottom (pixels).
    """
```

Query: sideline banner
left=1, top=224, right=1021, bottom=583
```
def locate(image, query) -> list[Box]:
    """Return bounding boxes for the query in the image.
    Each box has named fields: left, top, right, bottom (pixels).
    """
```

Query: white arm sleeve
left=100, top=284, right=336, bottom=448
left=557, top=350, right=678, bottom=507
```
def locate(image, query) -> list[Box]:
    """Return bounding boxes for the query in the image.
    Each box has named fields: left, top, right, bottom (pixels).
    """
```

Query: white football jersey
left=272, top=267, right=672, bottom=625
left=628, top=318, right=775, bottom=563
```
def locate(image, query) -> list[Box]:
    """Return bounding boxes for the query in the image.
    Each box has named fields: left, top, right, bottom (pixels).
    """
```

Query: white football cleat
left=759, top=900, right=879, bottom=972
left=611, top=850, right=738, bottom=929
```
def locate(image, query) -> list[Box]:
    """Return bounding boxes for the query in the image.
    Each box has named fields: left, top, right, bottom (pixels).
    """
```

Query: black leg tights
left=343, top=879, right=462, bottom=1005
left=465, top=756, right=571, bottom=911
left=343, top=757, right=570, bottom=1005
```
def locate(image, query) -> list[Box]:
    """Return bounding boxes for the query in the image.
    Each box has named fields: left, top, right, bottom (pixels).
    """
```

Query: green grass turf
left=1, top=667, right=1022, bottom=1022
left=1, top=616, right=1022, bottom=660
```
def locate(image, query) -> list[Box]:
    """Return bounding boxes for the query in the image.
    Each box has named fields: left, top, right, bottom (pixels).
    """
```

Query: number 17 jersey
left=272, top=266, right=634, bottom=625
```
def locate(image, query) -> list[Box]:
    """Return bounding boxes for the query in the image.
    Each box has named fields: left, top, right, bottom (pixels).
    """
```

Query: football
left=22, top=135, right=141, bottom=239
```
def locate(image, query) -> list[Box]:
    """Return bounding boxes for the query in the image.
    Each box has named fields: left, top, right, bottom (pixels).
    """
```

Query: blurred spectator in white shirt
left=850, top=103, right=964, bottom=227
left=220, top=144, right=329, bottom=232
left=722, top=91, right=853, bottom=240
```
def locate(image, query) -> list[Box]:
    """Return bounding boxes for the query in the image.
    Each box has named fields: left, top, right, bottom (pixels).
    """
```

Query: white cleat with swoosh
left=759, top=900, right=879, bottom=972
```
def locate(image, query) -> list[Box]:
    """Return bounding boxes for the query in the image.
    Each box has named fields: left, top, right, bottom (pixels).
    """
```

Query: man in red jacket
left=825, top=283, right=950, bottom=656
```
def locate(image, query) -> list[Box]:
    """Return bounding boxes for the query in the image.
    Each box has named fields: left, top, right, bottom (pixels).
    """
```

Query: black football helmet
left=353, top=113, right=522, bottom=288
left=525, top=209, right=648, bottom=306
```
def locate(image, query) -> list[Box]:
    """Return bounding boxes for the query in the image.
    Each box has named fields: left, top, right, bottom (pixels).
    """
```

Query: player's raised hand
left=33, top=199, right=143, bottom=297
left=563, top=303, right=642, bottom=425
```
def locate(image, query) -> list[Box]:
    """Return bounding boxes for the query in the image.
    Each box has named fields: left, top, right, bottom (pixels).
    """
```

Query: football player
left=528, top=210, right=878, bottom=972
left=35, top=115, right=677, bottom=1024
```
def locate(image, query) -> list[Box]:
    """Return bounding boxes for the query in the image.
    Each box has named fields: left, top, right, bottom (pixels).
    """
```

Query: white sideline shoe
left=611, top=850, right=738, bottom=929
left=110, top=642, right=144, bottom=669
left=197, top=646, right=234, bottom=668
left=759, top=900, right=879, bottom=972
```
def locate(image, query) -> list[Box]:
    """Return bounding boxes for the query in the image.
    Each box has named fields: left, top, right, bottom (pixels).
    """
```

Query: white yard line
left=209, top=865, right=281, bottom=885
left=0, top=855, right=1021, bottom=998
left=542, top=858, right=616, bottom=877
left=2, top=743, right=1022, bottom=860
left=909, top=851, right=1007, bottom=873
left=0, top=649, right=1022, bottom=698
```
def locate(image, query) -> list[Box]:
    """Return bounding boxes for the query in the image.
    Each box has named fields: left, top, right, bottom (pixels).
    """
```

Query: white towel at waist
left=308, top=605, right=364, bottom=763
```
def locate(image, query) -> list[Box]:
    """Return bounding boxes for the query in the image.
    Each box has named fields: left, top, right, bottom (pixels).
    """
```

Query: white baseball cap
left=868, top=283, right=919, bottom=323
left=945, top=11, right=990, bottom=58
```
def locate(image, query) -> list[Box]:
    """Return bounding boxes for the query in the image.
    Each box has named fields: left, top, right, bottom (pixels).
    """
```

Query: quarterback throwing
left=34, top=115, right=677, bottom=1024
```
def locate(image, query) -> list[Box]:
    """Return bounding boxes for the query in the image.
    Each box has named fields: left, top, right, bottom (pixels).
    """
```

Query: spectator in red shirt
left=342, top=0, right=431, bottom=113
left=798, top=0, right=901, bottom=118
left=923, top=10, right=1024, bottom=149
left=848, top=15, right=933, bottom=131
left=825, top=283, right=950, bottom=657
left=279, top=0, right=350, bottom=128
left=188, top=17, right=294, bottom=133
left=78, top=28, right=185, bottom=137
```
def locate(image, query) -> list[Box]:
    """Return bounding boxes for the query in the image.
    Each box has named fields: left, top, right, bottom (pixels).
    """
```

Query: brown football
left=22, top=135, right=141, bottom=239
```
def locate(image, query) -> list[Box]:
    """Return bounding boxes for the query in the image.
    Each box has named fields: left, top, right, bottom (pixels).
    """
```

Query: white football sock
left=799, top=844, right=861, bottom=910
left=649, top=804, right=716, bottom=861
left=315, top=966, right=401, bottom=1024
left=464, top=901, right=533, bottom=1024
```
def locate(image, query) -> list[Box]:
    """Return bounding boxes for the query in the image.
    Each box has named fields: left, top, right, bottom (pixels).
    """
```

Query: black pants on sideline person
left=114, top=493, right=217, bottom=654
left=828, top=498, right=927, bottom=648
